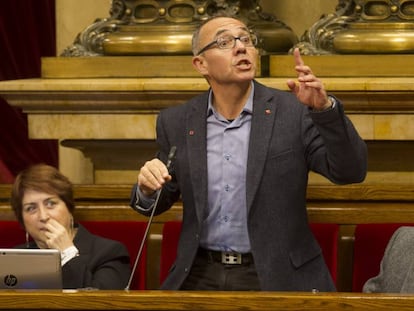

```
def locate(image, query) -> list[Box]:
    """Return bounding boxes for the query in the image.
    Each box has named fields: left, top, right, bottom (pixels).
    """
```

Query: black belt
left=198, top=248, right=254, bottom=265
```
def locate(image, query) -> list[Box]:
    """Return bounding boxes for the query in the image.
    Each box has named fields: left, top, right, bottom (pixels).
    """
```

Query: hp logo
left=4, top=274, right=18, bottom=287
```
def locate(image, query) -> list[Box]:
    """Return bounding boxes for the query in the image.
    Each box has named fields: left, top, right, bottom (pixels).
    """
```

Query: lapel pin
left=189, top=130, right=195, bottom=136
left=265, top=109, right=271, bottom=115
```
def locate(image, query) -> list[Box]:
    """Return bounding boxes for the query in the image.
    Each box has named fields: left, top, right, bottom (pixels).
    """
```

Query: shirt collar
left=207, top=81, right=254, bottom=117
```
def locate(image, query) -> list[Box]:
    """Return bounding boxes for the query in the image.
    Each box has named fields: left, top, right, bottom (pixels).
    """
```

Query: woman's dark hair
left=11, top=164, right=75, bottom=225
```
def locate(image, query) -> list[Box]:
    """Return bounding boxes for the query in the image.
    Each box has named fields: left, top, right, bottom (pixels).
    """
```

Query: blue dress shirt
left=199, top=82, right=254, bottom=253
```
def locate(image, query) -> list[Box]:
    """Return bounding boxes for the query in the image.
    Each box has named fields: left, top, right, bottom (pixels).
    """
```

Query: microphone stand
left=125, top=146, right=176, bottom=290
left=124, top=188, right=161, bottom=290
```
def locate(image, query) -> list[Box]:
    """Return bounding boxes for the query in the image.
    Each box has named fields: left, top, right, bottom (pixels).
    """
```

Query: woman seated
left=10, top=164, right=131, bottom=289
left=363, top=226, right=414, bottom=293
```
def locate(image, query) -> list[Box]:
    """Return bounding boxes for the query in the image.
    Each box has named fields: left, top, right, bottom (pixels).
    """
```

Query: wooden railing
left=0, top=290, right=414, bottom=311
left=2, top=183, right=413, bottom=204
left=1, top=183, right=414, bottom=291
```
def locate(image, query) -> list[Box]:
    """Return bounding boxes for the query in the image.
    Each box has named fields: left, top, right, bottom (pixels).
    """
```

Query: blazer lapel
left=246, top=82, right=277, bottom=213
left=186, top=94, right=209, bottom=224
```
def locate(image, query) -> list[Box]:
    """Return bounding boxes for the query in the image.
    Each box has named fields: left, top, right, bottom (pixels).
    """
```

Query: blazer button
left=184, top=268, right=189, bottom=273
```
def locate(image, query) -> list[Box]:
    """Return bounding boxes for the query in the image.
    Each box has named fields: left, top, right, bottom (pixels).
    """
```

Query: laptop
left=0, top=248, right=62, bottom=289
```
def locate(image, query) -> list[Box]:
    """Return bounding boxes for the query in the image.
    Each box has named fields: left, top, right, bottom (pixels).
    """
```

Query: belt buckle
left=221, top=252, right=242, bottom=264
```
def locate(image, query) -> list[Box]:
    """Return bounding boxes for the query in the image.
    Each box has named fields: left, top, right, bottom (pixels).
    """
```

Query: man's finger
left=293, top=48, right=304, bottom=67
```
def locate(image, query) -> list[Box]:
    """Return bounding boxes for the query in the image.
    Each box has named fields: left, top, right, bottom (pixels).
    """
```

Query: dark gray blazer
left=363, top=226, right=414, bottom=293
left=62, top=224, right=131, bottom=289
left=132, top=80, right=367, bottom=291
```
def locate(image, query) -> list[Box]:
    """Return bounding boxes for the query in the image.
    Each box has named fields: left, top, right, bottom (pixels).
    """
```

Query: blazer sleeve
left=308, top=100, right=367, bottom=184
left=62, top=235, right=131, bottom=290
left=129, top=109, right=182, bottom=217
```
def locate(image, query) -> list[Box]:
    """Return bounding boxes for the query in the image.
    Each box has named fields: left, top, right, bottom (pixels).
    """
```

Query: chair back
left=81, top=220, right=148, bottom=290
left=0, top=221, right=26, bottom=247
left=160, top=221, right=182, bottom=285
left=352, top=223, right=414, bottom=292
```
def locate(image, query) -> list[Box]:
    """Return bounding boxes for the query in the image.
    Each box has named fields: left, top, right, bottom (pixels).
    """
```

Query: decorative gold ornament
left=294, top=0, right=414, bottom=55
left=62, top=0, right=297, bottom=56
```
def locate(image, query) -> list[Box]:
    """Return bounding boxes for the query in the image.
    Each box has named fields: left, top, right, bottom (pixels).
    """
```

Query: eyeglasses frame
left=196, top=32, right=258, bottom=56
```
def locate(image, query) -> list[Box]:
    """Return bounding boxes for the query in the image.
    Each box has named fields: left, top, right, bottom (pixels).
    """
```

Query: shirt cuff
left=310, top=95, right=337, bottom=113
left=134, top=186, right=158, bottom=211
left=328, top=95, right=337, bottom=109
left=61, top=245, right=79, bottom=266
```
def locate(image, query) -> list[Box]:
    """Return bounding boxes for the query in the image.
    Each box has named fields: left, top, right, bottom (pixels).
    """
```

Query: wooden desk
left=0, top=290, right=413, bottom=310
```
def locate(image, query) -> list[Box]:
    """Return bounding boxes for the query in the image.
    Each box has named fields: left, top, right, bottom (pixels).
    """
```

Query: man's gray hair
left=191, top=14, right=248, bottom=56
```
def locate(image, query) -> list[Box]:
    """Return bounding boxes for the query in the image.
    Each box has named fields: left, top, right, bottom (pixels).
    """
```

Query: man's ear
left=192, top=56, right=208, bottom=75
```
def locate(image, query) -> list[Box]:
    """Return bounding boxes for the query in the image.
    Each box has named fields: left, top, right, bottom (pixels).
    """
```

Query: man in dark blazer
left=363, top=227, right=414, bottom=293
left=130, top=15, right=367, bottom=291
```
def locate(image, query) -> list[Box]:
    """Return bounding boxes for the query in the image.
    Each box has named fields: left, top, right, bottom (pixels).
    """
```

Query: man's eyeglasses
left=196, top=33, right=258, bottom=56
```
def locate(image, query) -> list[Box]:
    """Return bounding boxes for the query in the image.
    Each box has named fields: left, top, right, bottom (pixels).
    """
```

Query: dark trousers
left=180, top=248, right=261, bottom=291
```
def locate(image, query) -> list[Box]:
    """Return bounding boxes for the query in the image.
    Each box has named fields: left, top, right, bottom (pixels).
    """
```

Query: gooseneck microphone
left=166, top=146, right=177, bottom=170
left=125, top=146, right=177, bottom=290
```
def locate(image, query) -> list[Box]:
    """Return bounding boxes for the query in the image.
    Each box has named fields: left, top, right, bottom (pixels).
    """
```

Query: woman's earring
left=25, top=232, right=29, bottom=248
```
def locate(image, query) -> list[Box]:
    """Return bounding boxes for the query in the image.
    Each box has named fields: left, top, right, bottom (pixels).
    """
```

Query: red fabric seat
left=159, top=221, right=182, bottom=285
left=0, top=159, right=14, bottom=183
left=352, top=223, right=414, bottom=292
left=0, top=221, right=26, bottom=247
left=159, top=221, right=339, bottom=286
left=80, top=220, right=147, bottom=290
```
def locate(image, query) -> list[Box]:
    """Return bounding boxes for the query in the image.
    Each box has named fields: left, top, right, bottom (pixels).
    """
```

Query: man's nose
left=234, top=39, right=247, bottom=53
left=234, top=37, right=246, bottom=48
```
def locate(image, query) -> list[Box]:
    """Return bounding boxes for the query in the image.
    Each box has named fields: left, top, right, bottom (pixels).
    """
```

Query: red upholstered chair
left=310, top=223, right=339, bottom=285
left=0, top=221, right=26, bottom=248
left=159, top=220, right=182, bottom=285
left=80, top=220, right=147, bottom=290
left=352, top=223, right=414, bottom=292
left=0, top=159, right=14, bottom=183
left=159, top=221, right=339, bottom=286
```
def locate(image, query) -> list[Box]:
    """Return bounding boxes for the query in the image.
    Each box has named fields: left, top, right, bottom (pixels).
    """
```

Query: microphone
left=166, top=146, right=177, bottom=172
left=125, top=146, right=177, bottom=290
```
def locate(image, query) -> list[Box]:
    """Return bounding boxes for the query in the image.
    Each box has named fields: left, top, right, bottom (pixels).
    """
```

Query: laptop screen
left=0, top=248, right=62, bottom=289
